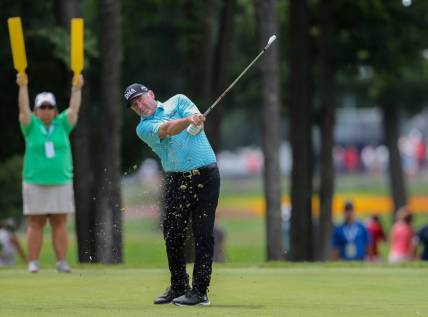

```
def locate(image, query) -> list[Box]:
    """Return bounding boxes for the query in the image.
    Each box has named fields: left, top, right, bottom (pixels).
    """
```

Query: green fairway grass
left=23, top=213, right=427, bottom=268
left=4, top=171, right=427, bottom=316
left=8, top=213, right=428, bottom=268
left=15, top=217, right=266, bottom=268
left=1, top=266, right=427, bottom=317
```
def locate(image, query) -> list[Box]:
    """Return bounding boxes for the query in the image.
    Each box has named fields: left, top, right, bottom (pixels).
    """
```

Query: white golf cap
left=34, top=92, right=57, bottom=108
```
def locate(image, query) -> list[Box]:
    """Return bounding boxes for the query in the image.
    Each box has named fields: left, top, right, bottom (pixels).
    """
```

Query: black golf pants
left=163, top=164, right=220, bottom=294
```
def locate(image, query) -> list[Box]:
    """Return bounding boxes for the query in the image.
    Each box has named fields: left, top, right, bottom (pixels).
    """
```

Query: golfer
left=124, top=83, right=220, bottom=306
left=16, top=73, right=83, bottom=273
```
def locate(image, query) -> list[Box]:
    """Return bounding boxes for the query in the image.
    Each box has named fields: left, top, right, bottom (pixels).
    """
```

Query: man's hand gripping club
left=158, top=113, right=205, bottom=139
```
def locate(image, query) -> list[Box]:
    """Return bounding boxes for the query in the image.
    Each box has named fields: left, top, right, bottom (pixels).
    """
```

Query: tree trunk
left=205, top=0, right=237, bottom=152
left=182, top=0, right=217, bottom=262
left=254, top=0, right=283, bottom=260
left=184, top=0, right=237, bottom=153
left=317, top=0, right=336, bottom=261
left=54, top=0, right=79, bottom=25
left=287, top=0, right=314, bottom=261
left=73, top=82, right=97, bottom=262
left=382, top=104, right=407, bottom=217
left=53, top=0, right=96, bottom=263
left=94, top=0, right=123, bottom=263
left=184, top=0, right=215, bottom=105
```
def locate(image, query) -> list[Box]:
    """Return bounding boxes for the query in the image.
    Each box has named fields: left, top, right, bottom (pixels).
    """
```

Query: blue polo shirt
left=332, top=221, right=370, bottom=261
left=136, top=94, right=216, bottom=172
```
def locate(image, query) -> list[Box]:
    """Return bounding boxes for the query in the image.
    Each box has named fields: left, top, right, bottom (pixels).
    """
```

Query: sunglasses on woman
left=39, top=105, right=55, bottom=110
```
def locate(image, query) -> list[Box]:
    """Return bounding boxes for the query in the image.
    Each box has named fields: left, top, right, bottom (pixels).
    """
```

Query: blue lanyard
left=40, top=125, right=55, bottom=139
left=343, top=224, right=358, bottom=242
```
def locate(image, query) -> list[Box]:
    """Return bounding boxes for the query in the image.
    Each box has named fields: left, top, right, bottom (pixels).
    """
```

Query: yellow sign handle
left=71, top=18, right=84, bottom=85
left=8, top=17, right=27, bottom=75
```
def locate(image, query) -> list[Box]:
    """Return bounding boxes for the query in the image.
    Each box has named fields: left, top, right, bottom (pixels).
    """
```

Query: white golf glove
left=187, top=123, right=204, bottom=136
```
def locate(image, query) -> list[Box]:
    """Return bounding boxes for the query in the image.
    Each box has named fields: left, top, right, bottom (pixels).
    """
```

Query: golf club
left=187, top=34, right=277, bottom=135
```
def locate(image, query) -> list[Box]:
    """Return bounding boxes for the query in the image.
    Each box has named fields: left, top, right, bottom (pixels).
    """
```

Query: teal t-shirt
left=136, top=94, right=216, bottom=172
left=20, top=111, right=74, bottom=184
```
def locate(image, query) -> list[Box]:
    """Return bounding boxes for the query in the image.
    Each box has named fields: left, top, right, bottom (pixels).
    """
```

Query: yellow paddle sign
left=71, top=18, right=84, bottom=85
left=8, top=17, right=27, bottom=75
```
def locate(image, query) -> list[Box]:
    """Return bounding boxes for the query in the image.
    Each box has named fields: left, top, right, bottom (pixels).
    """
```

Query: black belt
left=166, top=162, right=217, bottom=178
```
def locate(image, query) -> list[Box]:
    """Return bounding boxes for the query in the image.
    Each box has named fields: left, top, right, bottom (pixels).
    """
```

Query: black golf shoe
left=153, top=287, right=187, bottom=304
left=173, top=289, right=210, bottom=306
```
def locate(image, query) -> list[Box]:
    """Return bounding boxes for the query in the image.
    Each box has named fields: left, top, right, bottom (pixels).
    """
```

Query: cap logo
left=125, top=88, right=136, bottom=99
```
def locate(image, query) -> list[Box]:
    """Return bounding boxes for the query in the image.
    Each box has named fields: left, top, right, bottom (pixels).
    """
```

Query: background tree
left=287, top=0, right=314, bottom=261
left=316, top=0, right=336, bottom=261
left=53, top=0, right=96, bottom=263
left=93, top=0, right=123, bottom=263
left=2, top=0, right=428, bottom=262
left=184, top=0, right=215, bottom=107
left=183, top=0, right=237, bottom=152
left=335, top=0, right=428, bottom=216
left=205, top=0, right=238, bottom=152
left=254, top=0, right=283, bottom=260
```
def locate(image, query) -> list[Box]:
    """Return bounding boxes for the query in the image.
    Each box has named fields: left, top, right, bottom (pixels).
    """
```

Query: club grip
left=187, top=123, right=203, bottom=136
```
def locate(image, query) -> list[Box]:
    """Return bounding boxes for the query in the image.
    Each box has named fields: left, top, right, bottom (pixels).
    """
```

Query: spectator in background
left=333, top=146, right=345, bottom=172
left=0, top=219, right=26, bottom=267
left=343, top=146, right=359, bottom=172
left=281, top=203, right=291, bottom=255
left=414, top=224, right=428, bottom=261
left=415, top=139, right=426, bottom=170
left=332, top=201, right=370, bottom=261
left=389, top=207, right=414, bottom=263
left=366, top=215, right=386, bottom=261
left=361, top=145, right=377, bottom=175
left=16, top=73, right=84, bottom=273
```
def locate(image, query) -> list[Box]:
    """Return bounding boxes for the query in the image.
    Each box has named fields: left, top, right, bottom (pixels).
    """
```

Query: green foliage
left=29, top=27, right=99, bottom=70
left=2, top=0, right=428, bottom=171
left=0, top=156, right=23, bottom=223
left=29, top=27, right=69, bottom=65
left=333, top=0, right=428, bottom=113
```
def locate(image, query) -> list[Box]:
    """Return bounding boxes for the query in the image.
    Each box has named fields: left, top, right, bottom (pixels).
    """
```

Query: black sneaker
left=173, top=289, right=210, bottom=306
left=153, top=287, right=187, bottom=304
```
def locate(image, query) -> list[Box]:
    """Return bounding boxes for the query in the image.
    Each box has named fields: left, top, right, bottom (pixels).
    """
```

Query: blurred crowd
left=334, top=131, right=427, bottom=175
left=216, top=131, right=427, bottom=177
left=331, top=201, right=428, bottom=263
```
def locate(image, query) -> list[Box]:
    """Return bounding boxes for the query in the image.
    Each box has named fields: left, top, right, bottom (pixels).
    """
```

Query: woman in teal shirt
left=16, top=73, right=83, bottom=273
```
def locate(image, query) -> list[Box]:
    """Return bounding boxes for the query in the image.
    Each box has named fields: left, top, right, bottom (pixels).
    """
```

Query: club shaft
left=203, top=47, right=268, bottom=116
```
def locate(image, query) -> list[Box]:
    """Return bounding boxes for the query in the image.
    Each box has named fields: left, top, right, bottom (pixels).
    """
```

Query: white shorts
left=23, top=182, right=75, bottom=215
